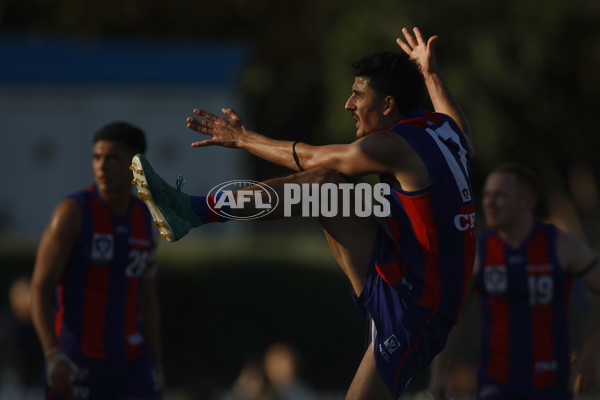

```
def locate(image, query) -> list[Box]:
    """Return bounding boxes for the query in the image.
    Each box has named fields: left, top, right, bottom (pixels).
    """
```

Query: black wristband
left=292, top=141, right=304, bottom=172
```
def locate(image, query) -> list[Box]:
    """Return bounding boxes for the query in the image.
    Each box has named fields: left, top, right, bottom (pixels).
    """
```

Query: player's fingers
left=402, top=27, right=418, bottom=48
left=579, top=372, right=596, bottom=392
left=221, top=107, right=240, bottom=121
left=187, top=118, right=214, bottom=133
left=65, top=382, right=75, bottom=398
left=429, top=391, right=447, bottom=400
left=54, top=376, right=75, bottom=397
left=427, top=35, right=440, bottom=51
left=191, top=137, right=223, bottom=147
left=571, top=372, right=581, bottom=393
left=192, top=108, right=219, bottom=121
left=413, top=27, right=425, bottom=45
left=396, top=37, right=413, bottom=55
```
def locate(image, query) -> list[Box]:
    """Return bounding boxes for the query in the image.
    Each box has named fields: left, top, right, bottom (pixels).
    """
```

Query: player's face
left=482, top=172, right=531, bottom=230
left=92, top=140, right=134, bottom=196
left=345, top=77, right=389, bottom=138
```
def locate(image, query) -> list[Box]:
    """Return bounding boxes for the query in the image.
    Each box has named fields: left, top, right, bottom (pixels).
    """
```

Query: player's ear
left=383, top=95, right=396, bottom=116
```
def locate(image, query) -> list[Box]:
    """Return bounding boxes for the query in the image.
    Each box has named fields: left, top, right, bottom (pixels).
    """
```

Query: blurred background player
left=30, top=122, right=163, bottom=399
left=429, top=162, right=600, bottom=400
left=0, top=276, right=43, bottom=398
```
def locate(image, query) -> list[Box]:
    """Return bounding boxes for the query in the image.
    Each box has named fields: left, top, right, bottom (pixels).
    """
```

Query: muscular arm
left=31, top=199, right=80, bottom=353
left=397, top=27, right=473, bottom=156
left=188, top=109, right=424, bottom=180
left=572, top=306, right=600, bottom=394
left=140, top=272, right=163, bottom=390
left=31, top=199, right=81, bottom=395
left=557, top=230, right=600, bottom=392
left=558, top=230, right=600, bottom=294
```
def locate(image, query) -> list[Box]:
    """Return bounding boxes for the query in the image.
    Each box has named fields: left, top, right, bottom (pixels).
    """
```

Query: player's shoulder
left=555, top=226, right=587, bottom=250
left=552, top=225, right=597, bottom=272
left=45, top=197, right=83, bottom=239
left=54, top=196, right=83, bottom=217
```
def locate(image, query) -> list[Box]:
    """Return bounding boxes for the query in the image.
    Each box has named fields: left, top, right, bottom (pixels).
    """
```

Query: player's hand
left=396, top=27, right=439, bottom=77
left=570, top=350, right=598, bottom=393
left=428, top=371, right=453, bottom=400
left=46, top=352, right=79, bottom=397
left=155, top=365, right=166, bottom=399
left=187, top=108, right=248, bottom=148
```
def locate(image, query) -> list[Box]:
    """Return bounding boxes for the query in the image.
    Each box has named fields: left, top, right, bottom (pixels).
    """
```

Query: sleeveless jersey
left=477, top=223, right=573, bottom=395
left=55, top=185, right=157, bottom=362
left=372, top=108, right=476, bottom=323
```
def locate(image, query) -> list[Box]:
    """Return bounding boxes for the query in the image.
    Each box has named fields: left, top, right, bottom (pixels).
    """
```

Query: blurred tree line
left=1, top=0, right=599, bottom=236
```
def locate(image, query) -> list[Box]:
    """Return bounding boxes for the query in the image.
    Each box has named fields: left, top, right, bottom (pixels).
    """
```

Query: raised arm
left=397, top=27, right=473, bottom=155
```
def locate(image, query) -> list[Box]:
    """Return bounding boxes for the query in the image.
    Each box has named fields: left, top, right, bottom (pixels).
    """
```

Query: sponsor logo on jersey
left=91, top=234, right=114, bottom=263
left=535, top=359, right=558, bottom=372
left=454, top=212, right=476, bottom=231
left=127, top=332, right=144, bottom=346
left=484, top=266, right=507, bottom=294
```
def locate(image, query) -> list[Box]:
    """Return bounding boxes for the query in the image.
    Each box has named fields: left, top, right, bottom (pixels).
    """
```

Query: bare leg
left=229, top=168, right=377, bottom=295
left=347, top=348, right=393, bottom=400
left=319, top=210, right=376, bottom=297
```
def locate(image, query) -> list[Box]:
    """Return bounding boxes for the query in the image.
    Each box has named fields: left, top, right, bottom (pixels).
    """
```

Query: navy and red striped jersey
left=373, top=108, right=476, bottom=324
left=55, top=185, right=157, bottom=362
left=476, top=223, right=573, bottom=396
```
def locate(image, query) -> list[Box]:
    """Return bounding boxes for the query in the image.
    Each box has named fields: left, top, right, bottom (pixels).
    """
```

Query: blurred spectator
left=263, top=343, right=318, bottom=400
left=0, top=276, right=44, bottom=398
left=217, top=361, right=272, bottom=400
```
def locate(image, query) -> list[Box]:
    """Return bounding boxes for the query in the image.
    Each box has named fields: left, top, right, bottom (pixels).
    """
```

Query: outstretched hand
left=186, top=108, right=247, bottom=148
left=396, top=27, right=439, bottom=76
left=571, top=350, right=598, bottom=394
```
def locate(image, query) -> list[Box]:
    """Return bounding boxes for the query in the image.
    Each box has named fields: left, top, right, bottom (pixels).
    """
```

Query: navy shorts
left=45, top=347, right=159, bottom=400
left=477, top=378, right=573, bottom=400
left=353, top=255, right=453, bottom=399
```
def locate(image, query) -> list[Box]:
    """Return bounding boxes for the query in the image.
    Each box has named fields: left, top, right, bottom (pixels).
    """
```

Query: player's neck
left=99, top=190, right=132, bottom=216
left=498, top=216, right=535, bottom=249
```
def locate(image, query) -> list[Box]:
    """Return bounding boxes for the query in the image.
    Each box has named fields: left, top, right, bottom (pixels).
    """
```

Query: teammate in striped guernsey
left=132, top=28, right=474, bottom=399
left=31, top=122, right=163, bottom=399
left=430, top=163, right=600, bottom=400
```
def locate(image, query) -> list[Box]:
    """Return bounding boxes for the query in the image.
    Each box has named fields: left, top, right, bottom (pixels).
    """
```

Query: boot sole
left=130, top=155, right=175, bottom=242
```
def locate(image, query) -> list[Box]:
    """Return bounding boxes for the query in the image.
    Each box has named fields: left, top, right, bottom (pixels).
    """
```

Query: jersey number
left=425, top=121, right=471, bottom=202
left=126, top=250, right=148, bottom=278
left=528, top=275, right=553, bottom=305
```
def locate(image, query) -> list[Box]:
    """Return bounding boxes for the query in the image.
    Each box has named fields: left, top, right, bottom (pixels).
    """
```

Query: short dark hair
left=491, top=162, right=539, bottom=198
left=352, top=51, right=425, bottom=115
left=93, top=121, right=147, bottom=155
